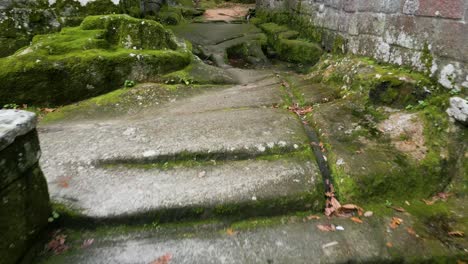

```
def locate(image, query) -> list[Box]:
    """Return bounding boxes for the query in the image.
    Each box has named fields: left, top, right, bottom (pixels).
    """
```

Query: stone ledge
left=0, top=110, right=37, bottom=152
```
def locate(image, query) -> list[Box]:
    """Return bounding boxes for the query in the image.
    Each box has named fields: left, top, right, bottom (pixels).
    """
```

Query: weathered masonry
left=256, top=0, right=468, bottom=91
left=0, top=110, right=51, bottom=264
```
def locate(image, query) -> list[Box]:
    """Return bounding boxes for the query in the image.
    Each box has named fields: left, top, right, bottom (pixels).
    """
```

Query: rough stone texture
left=447, top=96, right=468, bottom=125
left=38, top=215, right=451, bottom=264
left=0, top=109, right=36, bottom=151
left=256, top=0, right=468, bottom=91
left=0, top=110, right=50, bottom=264
left=37, top=68, right=321, bottom=220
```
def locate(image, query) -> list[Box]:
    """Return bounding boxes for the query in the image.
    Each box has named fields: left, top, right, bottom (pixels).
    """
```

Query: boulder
left=447, top=96, right=468, bottom=125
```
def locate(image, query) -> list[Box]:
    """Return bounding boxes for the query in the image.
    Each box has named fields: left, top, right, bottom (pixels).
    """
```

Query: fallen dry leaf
left=81, top=238, right=94, bottom=248
left=56, top=176, right=72, bottom=188
left=306, top=215, right=320, bottom=221
left=226, top=228, right=237, bottom=236
left=317, top=224, right=336, bottom=232
left=391, top=206, right=406, bottom=212
left=422, top=199, right=435, bottom=205
left=457, top=260, right=467, bottom=264
left=337, top=204, right=364, bottom=217
left=389, top=217, right=403, bottom=229
left=150, top=253, right=172, bottom=264
left=423, top=192, right=453, bottom=205
left=350, top=217, right=363, bottom=224
left=448, top=231, right=465, bottom=237
left=41, top=107, right=56, bottom=113
left=46, top=231, right=69, bottom=255
left=386, top=242, right=393, bottom=248
left=406, top=227, right=416, bottom=236
left=325, top=197, right=341, bottom=217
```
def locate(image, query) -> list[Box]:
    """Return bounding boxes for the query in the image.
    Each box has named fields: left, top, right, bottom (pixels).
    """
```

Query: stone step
left=45, top=157, right=321, bottom=223
left=35, top=213, right=455, bottom=264
left=38, top=105, right=319, bottom=223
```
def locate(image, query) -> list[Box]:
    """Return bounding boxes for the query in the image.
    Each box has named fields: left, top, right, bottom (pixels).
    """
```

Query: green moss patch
left=304, top=55, right=465, bottom=204
left=258, top=22, right=322, bottom=65
left=0, top=15, right=191, bottom=106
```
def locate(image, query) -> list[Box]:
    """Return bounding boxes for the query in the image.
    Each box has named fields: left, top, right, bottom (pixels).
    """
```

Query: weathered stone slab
left=46, top=158, right=320, bottom=219
left=37, top=215, right=444, bottom=264
left=0, top=109, right=50, bottom=264
left=0, top=110, right=36, bottom=151
left=447, top=97, right=468, bottom=125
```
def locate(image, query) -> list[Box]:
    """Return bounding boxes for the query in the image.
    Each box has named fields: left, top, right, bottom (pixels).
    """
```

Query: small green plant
left=385, top=200, right=393, bottom=207
left=405, top=104, right=414, bottom=110
left=449, top=89, right=460, bottom=96
left=48, top=211, right=60, bottom=222
left=3, top=103, right=19, bottom=109
left=124, top=80, right=136, bottom=88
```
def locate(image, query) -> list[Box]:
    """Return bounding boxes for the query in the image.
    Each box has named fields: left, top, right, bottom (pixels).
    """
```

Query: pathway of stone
left=36, top=16, right=458, bottom=264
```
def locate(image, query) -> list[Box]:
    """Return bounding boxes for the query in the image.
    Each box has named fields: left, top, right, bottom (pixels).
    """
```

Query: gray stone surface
left=38, top=69, right=315, bottom=219
left=39, top=108, right=306, bottom=165
left=39, top=216, right=445, bottom=264
left=0, top=109, right=37, bottom=151
left=46, top=158, right=318, bottom=218
left=447, top=96, right=468, bottom=125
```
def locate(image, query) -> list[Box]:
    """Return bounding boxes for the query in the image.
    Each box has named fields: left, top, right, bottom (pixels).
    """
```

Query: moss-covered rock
left=303, top=55, right=465, bottom=203
left=258, top=22, right=322, bottom=65
left=0, top=15, right=191, bottom=106
left=0, top=129, right=51, bottom=264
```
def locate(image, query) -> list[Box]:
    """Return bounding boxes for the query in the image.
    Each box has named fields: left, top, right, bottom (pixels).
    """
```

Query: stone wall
left=256, top=0, right=468, bottom=91
left=0, top=110, right=51, bottom=264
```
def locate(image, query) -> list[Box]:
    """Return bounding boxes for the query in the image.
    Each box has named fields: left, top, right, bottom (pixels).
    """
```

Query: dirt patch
left=203, top=3, right=253, bottom=21
left=378, top=112, right=427, bottom=161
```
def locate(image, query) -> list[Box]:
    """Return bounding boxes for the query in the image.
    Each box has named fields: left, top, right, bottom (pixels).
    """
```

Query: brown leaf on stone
left=226, top=228, right=237, bottom=236
left=325, top=197, right=341, bottom=217
left=389, top=217, right=403, bottom=229
left=422, top=199, right=435, bottom=205
left=41, top=107, right=56, bottom=113
left=350, top=217, right=363, bottom=224
left=317, top=224, right=336, bottom=232
left=386, top=242, right=393, bottom=248
left=448, top=231, right=465, bottom=237
left=56, top=176, right=71, bottom=188
left=335, top=204, right=364, bottom=218
left=423, top=192, right=453, bottom=205
left=391, top=206, right=406, bottom=212
left=306, top=215, right=321, bottom=221
left=406, top=227, right=416, bottom=236
left=150, top=253, right=172, bottom=264
left=81, top=238, right=94, bottom=248
left=46, top=231, right=69, bottom=255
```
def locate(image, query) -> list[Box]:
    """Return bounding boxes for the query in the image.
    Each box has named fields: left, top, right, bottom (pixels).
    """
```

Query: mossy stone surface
left=303, top=55, right=462, bottom=203
left=0, top=128, right=50, bottom=264
left=0, top=15, right=191, bottom=106
left=258, top=22, right=322, bottom=64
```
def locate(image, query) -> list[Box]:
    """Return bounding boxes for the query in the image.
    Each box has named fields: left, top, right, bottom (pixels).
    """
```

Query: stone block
left=343, top=0, right=357, bottom=12
left=416, top=0, right=465, bottom=19
left=357, top=0, right=401, bottom=14
left=0, top=109, right=50, bottom=264
left=433, top=20, right=468, bottom=61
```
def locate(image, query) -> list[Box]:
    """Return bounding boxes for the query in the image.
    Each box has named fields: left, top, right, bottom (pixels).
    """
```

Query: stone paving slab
left=38, top=216, right=446, bottom=264
left=46, top=158, right=319, bottom=219
left=39, top=108, right=307, bottom=166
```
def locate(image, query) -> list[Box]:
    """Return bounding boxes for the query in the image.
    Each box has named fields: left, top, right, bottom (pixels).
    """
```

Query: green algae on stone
left=258, top=22, right=322, bottom=64
left=0, top=15, right=191, bottom=106
left=303, top=55, right=463, bottom=203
